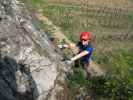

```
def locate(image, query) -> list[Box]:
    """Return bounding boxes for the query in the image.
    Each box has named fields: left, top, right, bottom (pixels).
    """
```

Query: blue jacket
left=77, top=42, right=93, bottom=64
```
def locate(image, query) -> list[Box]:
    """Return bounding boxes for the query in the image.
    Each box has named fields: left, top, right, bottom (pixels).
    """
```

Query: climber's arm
left=58, top=43, right=79, bottom=54
left=58, top=43, right=75, bottom=48
left=71, top=50, right=89, bottom=61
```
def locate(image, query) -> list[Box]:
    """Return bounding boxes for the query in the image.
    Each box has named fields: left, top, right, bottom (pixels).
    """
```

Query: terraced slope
left=23, top=0, right=133, bottom=64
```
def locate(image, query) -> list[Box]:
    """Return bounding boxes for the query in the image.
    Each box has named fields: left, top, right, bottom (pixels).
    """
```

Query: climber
left=58, top=32, right=94, bottom=78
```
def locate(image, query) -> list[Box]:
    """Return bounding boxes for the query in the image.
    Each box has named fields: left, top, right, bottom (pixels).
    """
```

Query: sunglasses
left=81, top=39, right=88, bottom=41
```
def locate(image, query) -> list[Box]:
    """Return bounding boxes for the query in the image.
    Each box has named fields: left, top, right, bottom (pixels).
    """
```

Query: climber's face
left=81, top=39, right=90, bottom=46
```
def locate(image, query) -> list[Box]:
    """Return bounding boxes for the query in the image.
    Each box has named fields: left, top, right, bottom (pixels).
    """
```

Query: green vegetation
left=67, top=49, right=133, bottom=99
left=67, top=68, right=87, bottom=95
left=93, top=49, right=133, bottom=99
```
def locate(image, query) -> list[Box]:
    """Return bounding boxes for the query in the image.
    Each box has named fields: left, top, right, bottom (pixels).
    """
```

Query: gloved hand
left=57, top=44, right=68, bottom=49
left=57, top=44, right=64, bottom=49
left=64, top=59, right=73, bottom=65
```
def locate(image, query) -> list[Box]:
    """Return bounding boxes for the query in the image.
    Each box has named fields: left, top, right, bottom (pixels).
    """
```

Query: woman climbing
left=58, top=32, right=94, bottom=79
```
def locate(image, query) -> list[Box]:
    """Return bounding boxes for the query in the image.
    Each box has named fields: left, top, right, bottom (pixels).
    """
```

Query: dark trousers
left=74, top=59, right=91, bottom=78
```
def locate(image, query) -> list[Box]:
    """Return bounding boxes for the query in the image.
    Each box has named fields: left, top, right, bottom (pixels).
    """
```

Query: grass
left=67, top=67, right=89, bottom=99
left=41, top=3, right=133, bottom=54
left=67, top=49, right=133, bottom=99
left=22, top=0, right=133, bottom=40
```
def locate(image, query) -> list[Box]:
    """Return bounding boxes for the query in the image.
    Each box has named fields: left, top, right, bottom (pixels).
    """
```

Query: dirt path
left=35, top=12, right=105, bottom=76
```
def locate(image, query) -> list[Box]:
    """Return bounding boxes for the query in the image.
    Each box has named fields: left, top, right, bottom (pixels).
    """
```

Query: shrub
left=67, top=49, right=133, bottom=100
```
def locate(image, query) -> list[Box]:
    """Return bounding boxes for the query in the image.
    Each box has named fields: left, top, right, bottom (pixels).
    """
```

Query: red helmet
left=80, top=32, right=91, bottom=41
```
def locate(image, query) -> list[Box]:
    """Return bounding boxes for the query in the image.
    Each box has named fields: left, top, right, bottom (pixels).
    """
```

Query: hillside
left=23, top=0, right=133, bottom=54
left=22, top=0, right=133, bottom=99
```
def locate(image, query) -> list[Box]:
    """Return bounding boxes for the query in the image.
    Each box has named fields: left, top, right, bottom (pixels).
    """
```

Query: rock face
left=0, top=0, right=68, bottom=100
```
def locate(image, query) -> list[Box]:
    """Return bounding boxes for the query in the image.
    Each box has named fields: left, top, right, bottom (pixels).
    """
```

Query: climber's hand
left=64, top=59, right=73, bottom=65
left=57, top=44, right=68, bottom=49
left=57, top=44, right=64, bottom=49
